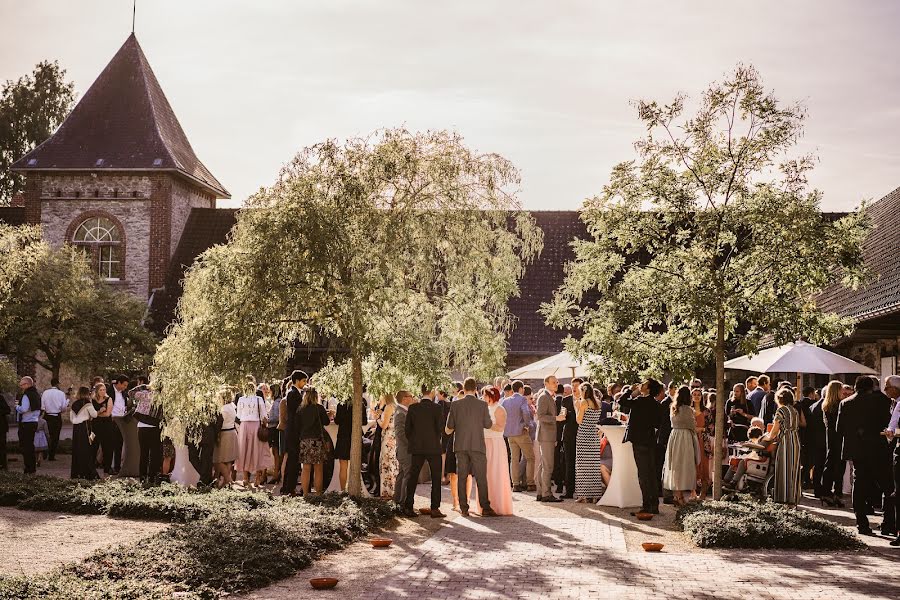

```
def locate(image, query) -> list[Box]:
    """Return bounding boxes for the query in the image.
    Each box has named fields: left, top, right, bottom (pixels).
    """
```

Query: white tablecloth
left=595, top=425, right=643, bottom=508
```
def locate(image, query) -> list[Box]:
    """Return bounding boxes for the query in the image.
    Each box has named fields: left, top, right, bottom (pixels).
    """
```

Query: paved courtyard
left=249, top=484, right=900, bottom=600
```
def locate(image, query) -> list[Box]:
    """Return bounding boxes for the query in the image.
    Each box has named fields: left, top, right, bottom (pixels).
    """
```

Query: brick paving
left=347, top=490, right=899, bottom=600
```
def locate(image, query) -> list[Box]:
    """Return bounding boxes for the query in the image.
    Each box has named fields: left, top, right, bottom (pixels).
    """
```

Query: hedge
left=0, top=473, right=395, bottom=599
left=676, top=495, right=864, bottom=550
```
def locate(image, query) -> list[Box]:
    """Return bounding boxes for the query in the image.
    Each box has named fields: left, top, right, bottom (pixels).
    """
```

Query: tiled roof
left=0, top=207, right=26, bottom=226
left=11, top=34, right=229, bottom=198
left=150, top=208, right=585, bottom=353
left=817, top=186, right=900, bottom=322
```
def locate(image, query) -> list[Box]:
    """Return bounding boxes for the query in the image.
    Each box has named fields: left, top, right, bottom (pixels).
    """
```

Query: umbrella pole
left=797, top=372, right=802, bottom=395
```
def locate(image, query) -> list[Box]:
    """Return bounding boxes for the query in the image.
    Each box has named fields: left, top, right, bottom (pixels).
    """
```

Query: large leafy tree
left=0, top=61, right=76, bottom=204
left=154, top=129, right=543, bottom=496
left=544, top=66, right=869, bottom=498
left=0, top=237, right=157, bottom=381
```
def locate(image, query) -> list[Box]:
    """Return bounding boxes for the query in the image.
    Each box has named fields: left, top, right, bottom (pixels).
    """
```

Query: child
left=34, top=417, right=50, bottom=467
left=723, top=426, right=765, bottom=489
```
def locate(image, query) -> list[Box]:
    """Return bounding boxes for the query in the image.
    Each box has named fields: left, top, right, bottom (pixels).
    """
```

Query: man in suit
left=883, top=375, right=900, bottom=546
left=404, top=385, right=445, bottom=518
left=535, top=375, right=566, bottom=503
left=41, top=378, right=68, bottom=462
left=797, top=386, right=817, bottom=489
left=446, top=377, right=498, bottom=517
left=747, top=374, right=768, bottom=419
left=393, top=390, right=416, bottom=512
left=807, top=390, right=827, bottom=498
left=620, top=378, right=663, bottom=515
left=280, top=370, right=308, bottom=496
left=560, top=385, right=578, bottom=498
left=836, top=375, right=895, bottom=535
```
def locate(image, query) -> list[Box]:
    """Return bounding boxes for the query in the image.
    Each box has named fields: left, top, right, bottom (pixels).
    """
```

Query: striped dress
left=575, top=408, right=605, bottom=499
left=772, top=405, right=801, bottom=505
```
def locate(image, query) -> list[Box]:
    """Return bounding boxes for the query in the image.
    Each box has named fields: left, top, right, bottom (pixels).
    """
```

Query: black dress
left=70, top=401, right=99, bottom=480
left=334, top=399, right=367, bottom=460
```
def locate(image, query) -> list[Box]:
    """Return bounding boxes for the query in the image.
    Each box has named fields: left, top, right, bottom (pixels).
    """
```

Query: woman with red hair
left=473, top=386, right=514, bottom=515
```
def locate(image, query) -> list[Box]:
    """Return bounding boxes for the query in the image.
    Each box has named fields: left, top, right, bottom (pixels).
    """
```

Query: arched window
left=72, top=216, right=123, bottom=280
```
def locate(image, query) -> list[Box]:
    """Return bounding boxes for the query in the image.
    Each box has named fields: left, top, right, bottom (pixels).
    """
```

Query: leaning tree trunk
left=712, top=313, right=726, bottom=500
left=347, top=351, right=364, bottom=497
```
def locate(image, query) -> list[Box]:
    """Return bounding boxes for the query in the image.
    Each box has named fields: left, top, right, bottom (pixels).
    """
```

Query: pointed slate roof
left=11, top=34, right=229, bottom=198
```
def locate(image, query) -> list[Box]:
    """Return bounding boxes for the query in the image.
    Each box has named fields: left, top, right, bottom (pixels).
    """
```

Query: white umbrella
left=507, top=351, right=600, bottom=380
left=725, top=341, right=876, bottom=375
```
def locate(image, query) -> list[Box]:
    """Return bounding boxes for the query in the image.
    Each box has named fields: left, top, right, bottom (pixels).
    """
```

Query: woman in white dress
left=213, top=387, right=238, bottom=488
left=473, top=386, right=513, bottom=515
left=662, top=386, right=700, bottom=506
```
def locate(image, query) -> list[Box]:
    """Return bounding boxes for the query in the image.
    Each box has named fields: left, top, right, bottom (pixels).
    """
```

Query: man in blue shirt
left=15, top=376, right=41, bottom=474
left=747, top=375, right=768, bottom=418
left=504, top=380, right=535, bottom=492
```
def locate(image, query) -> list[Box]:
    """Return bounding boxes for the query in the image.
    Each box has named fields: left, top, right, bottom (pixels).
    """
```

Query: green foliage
left=676, top=496, right=863, bottom=549
left=0, top=356, right=17, bottom=393
left=0, top=224, right=44, bottom=320
left=0, top=236, right=157, bottom=379
left=0, top=61, right=76, bottom=205
left=154, top=128, right=542, bottom=445
left=545, top=65, right=869, bottom=382
left=313, top=355, right=449, bottom=401
left=0, top=472, right=394, bottom=599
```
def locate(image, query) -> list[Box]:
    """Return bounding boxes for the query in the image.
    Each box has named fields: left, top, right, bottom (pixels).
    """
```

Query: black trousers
left=18, top=422, right=37, bottom=474
left=187, top=441, right=215, bottom=485
left=552, top=440, right=565, bottom=488
left=811, top=444, right=827, bottom=497
left=563, top=437, right=577, bottom=496
left=0, top=429, right=7, bottom=469
left=893, top=444, right=900, bottom=537
left=94, top=418, right=118, bottom=473
left=137, top=426, right=162, bottom=482
left=821, top=449, right=846, bottom=497
left=281, top=444, right=300, bottom=494
left=633, top=443, right=658, bottom=511
left=406, top=453, right=442, bottom=510
left=851, top=455, right=895, bottom=533
left=45, top=415, right=62, bottom=460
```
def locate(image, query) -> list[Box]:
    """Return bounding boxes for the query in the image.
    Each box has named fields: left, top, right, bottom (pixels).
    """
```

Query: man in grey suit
left=445, top=377, right=498, bottom=517
left=393, top=390, right=417, bottom=516
left=535, top=374, right=566, bottom=503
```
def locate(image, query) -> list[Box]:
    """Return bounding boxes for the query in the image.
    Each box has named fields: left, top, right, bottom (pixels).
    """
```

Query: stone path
left=248, top=484, right=900, bottom=600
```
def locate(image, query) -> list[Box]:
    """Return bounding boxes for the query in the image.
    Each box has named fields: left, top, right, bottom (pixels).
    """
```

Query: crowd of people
left=3, top=367, right=898, bottom=545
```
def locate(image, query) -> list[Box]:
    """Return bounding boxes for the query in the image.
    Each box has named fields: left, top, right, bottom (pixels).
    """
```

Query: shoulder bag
left=256, top=397, right=270, bottom=443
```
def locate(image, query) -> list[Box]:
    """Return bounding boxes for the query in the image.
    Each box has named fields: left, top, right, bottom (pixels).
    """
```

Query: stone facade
left=27, top=171, right=215, bottom=300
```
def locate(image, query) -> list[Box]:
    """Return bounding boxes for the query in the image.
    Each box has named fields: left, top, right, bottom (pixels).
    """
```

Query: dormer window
left=72, top=216, right=123, bottom=280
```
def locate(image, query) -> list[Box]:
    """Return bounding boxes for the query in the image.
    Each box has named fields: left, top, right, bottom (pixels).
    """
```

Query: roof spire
left=132, top=0, right=136, bottom=34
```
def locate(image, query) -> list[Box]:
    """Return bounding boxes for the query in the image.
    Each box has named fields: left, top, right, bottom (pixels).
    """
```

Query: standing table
left=596, top=424, right=643, bottom=508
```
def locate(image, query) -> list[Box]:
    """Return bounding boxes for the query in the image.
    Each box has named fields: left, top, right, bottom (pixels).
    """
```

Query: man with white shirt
left=40, top=378, right=68, bottom=461
left=106, top=375, right=130, bottom=475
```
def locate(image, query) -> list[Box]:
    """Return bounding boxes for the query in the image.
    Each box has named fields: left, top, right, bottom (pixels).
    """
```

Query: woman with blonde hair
left=376, top=393, right=399, bottom=500
left=819, top=380, right=846, bottom=506
left=236, top=377, right=272, bottom=487
left=213, top=387, right=238, bottom=488
left=662, top=386, right=700, bottom=506
left=296, top=387, right=330, bottom=495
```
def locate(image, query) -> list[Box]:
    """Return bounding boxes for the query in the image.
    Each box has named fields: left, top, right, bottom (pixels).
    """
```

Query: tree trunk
left=51, top=361, right=61, bottom=383
left=347, top=351, right=364, bottom=497
left=712, top=313, right=726, bottom=500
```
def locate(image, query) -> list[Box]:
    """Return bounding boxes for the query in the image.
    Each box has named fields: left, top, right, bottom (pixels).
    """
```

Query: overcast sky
left=1, top=0, right=897, bottom=210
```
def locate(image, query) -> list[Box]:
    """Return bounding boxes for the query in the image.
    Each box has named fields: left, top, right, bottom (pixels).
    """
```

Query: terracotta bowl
left=635, top=512, right=653, bottom=521
left=418, top=507, right=432, bottom=515
left=641, top=542, right=664, bottom=552
left=309, top=577, right=339, bottom=590
left=370, top=538, right=393, bottom=548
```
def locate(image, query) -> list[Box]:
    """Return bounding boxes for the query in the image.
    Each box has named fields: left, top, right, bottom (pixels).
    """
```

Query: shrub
left=676, top=495, right=864, bottom=550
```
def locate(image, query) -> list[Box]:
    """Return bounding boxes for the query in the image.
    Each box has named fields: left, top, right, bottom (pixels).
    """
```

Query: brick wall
left=148, top=175, right=172, bottom=292
left=170, top=179, right=215, bottom=258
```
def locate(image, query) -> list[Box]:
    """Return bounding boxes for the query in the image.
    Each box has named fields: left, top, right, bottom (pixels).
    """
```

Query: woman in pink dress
left=473, top=386, right=514, bottom=516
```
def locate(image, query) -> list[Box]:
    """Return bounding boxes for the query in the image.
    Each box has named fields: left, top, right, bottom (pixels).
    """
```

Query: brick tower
left=11, top=33, right=229, bottom=300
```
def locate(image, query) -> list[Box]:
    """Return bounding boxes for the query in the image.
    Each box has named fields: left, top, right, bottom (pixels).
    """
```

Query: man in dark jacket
left=807, top=393, right=827, bottom=497
left=620, top=378, right=663, bottom=514
left=280, top=370, right=308, bottom=496
left=560, top=386, right=578, bottom=498
left=403, top=386, right=445, bottom=518
left=837, top=375, right=895, bottom=535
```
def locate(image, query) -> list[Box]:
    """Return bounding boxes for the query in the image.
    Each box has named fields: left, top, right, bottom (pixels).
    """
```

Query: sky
left=1, top=0, right=898, bottom=210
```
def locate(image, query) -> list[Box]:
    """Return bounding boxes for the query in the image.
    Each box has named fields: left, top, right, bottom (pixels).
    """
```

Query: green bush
left=676, top=495, right=864, bottom=550
left=0, top=472, right=395, bottom=599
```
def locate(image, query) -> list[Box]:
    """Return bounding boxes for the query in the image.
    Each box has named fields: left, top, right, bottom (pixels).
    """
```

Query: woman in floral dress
left=377, top=393, right=399, bottom=500
left=691, top=388, right=712, bottom=500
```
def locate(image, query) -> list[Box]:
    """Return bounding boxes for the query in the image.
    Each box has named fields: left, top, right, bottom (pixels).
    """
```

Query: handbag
left=256, top=397, right=270, bottom=443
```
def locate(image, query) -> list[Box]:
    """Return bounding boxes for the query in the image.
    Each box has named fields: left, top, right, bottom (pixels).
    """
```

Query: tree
left=153, top=128, right=543, bottom=496
left=0, top=61, right=76, bottom=204
left=544, top=65, right=869, bottom=499
left=0, top=238, right=157, bottom=380
left=0, top=223, right=43, bottom=315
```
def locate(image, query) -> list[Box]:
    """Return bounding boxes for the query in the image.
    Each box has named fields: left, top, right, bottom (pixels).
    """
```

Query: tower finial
left=132, top=0, right=136, bottom=34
